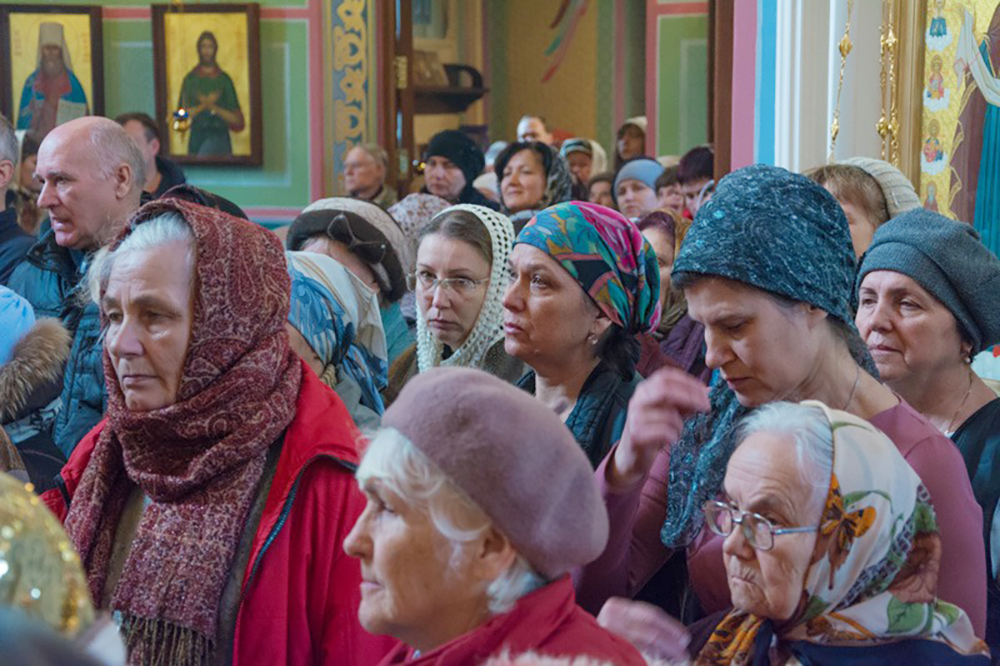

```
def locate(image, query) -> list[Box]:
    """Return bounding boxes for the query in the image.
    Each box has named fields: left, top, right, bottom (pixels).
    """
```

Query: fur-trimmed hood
left=0, top=318, right=71, bottom=423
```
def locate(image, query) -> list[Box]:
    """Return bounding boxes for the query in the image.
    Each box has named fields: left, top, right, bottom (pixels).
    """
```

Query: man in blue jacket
left=7, top=116, right=144, bottom=457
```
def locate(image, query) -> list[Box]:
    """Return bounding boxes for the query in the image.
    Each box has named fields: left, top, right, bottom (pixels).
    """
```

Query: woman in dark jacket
left=504, top=201, right=660, bottom=467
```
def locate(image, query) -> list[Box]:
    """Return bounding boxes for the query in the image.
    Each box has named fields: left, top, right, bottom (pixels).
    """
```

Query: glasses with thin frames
left=407, top=271, right=489, bottom=297
left=702, top=499, right=818, bottom=551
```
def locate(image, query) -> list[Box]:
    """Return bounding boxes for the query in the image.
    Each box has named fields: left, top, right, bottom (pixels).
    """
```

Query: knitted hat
left=613, top=157, right=664, bottom=197
left=0, top=287, right=35, bottom=366
left=424, top=130, right=486, bottom=188
left=672, top=163, right=856, bottom=326
left=857, top=209, right=1000, bottom=354
left=287, top=198, right=410, bottom=302
left=382, top=367, right=609, bottom=578
left=839, top=157, right=920, bottom=218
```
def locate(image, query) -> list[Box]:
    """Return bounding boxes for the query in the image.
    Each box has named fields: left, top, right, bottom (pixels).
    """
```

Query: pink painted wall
left=729, top=0, right=757, bottom=169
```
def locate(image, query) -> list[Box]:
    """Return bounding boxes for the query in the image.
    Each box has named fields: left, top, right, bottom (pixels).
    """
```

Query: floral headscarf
left=287, top=251, right=388, bottom=414
left=516, top=201, right=661, bottom=335
left=697, top=401, right=988, bottom=665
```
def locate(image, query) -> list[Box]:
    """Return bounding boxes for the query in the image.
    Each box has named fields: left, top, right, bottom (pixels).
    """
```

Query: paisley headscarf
left=286, top=251, right=388, bottom=414
left=516, top=201, right=661, bottom=335
left=65, top=199, right=302, bottom=665
left=697, top=402, right=988, bottom=665
left=415, top=205, right=516, bottom=373
left=661, top=164, right=874, bottom=548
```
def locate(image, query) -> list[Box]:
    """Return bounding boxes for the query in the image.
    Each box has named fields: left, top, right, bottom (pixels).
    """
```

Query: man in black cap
left=421, top=130, right=498, bottom=210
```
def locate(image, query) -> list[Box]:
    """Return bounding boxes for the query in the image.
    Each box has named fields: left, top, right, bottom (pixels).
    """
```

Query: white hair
left=737, top=401, right=834, bottom=499
left=89, top=121, right=146, bottom=195
left=356, top=428, right=547, bottom=614
left=86, top=212, right=195, bottom=305
left=0, top=115, right=17, bottom=168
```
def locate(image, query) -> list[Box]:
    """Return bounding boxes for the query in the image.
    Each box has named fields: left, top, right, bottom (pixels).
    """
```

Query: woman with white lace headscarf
left=385, top=205, right=524, bottom=404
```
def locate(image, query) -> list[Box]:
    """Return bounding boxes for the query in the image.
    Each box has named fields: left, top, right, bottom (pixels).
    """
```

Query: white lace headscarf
left=415, top=205, right=515, bottom=373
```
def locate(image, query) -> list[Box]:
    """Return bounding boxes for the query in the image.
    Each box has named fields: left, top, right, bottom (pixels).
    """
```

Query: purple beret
left=382, top=367, right=609, bottom=578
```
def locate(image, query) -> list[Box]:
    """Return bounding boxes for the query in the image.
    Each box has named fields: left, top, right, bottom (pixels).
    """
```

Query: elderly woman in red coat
left=42, top=198, right=393, bottom=665
left=344, top=366, right=645, bottom=665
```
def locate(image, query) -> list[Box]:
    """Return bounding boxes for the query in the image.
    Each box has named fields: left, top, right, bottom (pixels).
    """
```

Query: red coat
left=379, top=576, right=646, bottom=665
left=44, top=363, right=395, bottom=665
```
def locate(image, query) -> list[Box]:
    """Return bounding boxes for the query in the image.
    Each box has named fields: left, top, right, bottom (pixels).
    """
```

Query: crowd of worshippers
left=0, top=109, right=998, bottom=666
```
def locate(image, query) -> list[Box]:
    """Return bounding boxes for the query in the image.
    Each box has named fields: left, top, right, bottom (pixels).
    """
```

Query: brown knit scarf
left=65, top=199, right=302, bottom=665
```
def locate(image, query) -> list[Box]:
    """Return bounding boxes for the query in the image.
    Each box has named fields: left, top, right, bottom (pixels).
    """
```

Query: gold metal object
left=172, top=107, right=192, bottom=133
left=395, top=55, right=408, bottom=90
left=829, top=0, right=855, bottom=161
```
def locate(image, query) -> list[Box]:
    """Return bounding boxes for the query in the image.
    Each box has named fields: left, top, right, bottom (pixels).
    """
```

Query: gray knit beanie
left=381, top=366, right=609, bottom=579
left=858, top=209, right=1000, bottom=353
left=839, top=157, right=920, bottom=218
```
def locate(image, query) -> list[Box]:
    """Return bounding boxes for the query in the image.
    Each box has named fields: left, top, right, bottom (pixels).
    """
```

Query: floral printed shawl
left=697, top=401, right=988, bottom=665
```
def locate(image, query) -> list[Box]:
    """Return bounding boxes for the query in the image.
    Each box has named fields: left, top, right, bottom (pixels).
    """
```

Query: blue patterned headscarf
left=287, top=251, right=389, bottom=414
left=661, top=164, right=875, bottom=548
left=516, top=201, right=661, bottom=335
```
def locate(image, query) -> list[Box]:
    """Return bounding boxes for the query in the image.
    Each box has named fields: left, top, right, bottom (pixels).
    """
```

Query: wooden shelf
left=413, top=86, right=489, bottom=114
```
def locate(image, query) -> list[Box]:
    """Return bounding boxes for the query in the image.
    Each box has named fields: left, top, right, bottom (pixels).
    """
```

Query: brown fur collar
left=0, top=318, right=71, bottom=422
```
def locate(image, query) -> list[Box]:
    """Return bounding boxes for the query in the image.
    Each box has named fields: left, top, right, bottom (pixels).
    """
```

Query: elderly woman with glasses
left=576, top=165, right=985, bottom=639
left=286, top=198, right=414, bottom=363
left=504, top=202, right=661, bottom=468
left=658, top=401, right=988, bottom=664
left=384, top=205, right=523, bottom=404
left=856, top=209, right=1000, bottom=650
left=345, top=367, right=646, bottom=665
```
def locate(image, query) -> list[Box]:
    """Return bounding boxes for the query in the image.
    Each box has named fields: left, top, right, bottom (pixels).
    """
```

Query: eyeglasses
left=407, top=270, right=488, bottom=297
left=702, top=500, right=817, bottom=551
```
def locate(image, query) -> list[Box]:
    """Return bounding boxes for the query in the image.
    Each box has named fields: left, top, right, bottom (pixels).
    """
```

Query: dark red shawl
left=64, top=199, right=302, bottom=664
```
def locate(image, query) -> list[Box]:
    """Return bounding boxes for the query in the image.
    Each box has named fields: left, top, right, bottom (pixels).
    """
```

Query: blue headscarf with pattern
left=287, top=251, right=389, bottom=415
left=661, top=164, right=876, bottom=548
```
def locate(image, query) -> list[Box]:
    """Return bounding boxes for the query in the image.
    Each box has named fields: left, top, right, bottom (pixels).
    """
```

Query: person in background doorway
left=0, top=115, right=34, bottom=285
left=343, top=143, right=397, bottom=210
left=677, top=145, right=714, bottom=217
left=614, top=157, right=664, bottom=220
left=516, top=114, right=554, bottom=145
left=422, top=130, right=498, bottom=210
left=655, top=166, right=685, bottom=215
left=11, top=131, right=44, bottom=236
left=115, top=112, right=186, bottom=199
left=561, top=138, right=608, bottom=200
left=807, top=157, right=920, bottom=258
left=587, top=172, right=615, bottom=210
left=494, top=141, right=573, bottom=232
left=614, top=116, right=647, bottom=169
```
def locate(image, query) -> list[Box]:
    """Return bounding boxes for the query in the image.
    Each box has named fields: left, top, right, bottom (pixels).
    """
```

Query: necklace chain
left=843, top=365, right=861, bottom=411
left=945, top=369, right=975, bottom=434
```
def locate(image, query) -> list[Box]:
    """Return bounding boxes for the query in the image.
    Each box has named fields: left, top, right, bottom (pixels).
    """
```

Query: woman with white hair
left=345, top=367, right=645, bottom=665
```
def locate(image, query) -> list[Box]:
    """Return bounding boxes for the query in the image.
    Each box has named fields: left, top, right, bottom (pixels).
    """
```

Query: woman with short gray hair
left=345, top=366, right=645, bottom=665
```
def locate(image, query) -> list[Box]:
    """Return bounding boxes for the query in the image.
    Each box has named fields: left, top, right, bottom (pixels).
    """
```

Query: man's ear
left=113, top=162, right=133, bottom=200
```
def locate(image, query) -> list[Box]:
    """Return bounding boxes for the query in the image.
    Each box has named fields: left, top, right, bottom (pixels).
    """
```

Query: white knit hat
left=839, top=157, right=921, bottom=218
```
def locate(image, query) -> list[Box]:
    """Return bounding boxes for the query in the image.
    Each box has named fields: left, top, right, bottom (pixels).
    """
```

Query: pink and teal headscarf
left=516, top=201, right=661, bottom=335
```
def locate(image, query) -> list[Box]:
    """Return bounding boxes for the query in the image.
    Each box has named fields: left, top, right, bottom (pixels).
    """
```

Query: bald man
left=8, top=116, right=145, bottom=457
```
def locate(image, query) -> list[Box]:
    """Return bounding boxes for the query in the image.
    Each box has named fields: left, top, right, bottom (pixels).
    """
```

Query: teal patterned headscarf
left=287, top=251, right=389, bottom=414
left=661, top=164, right=876, bottom=548
left=515, top=201, right=661, bottom=335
